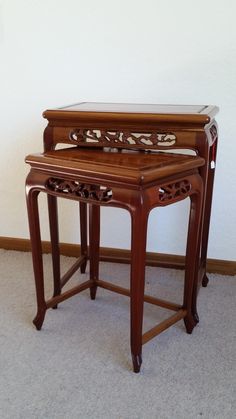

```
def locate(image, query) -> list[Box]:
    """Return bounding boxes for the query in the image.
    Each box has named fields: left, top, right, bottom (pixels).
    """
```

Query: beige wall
left=1, top=0, right=235, bottom=260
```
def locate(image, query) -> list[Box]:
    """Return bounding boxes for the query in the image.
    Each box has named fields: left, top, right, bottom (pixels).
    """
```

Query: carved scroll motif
left=46, top=178, right=112, bottom=202
left=70, top=129, right=176, bottom=147
left=158, top=180, right=191, bottom=203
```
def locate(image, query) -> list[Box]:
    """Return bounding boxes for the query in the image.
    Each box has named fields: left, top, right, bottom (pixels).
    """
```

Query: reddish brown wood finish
left=42, top=102, right=219, bottom=324
left=44, top=122, right=88, bottom=291
left=26, top=142, right=204, bottom=372
left=89, top=204, right=100, bottom=300
left=26, top=102, right=218, bottom=372
left=47, top=195, right=60, bottom=309
left=79, top=202, right=88, bottom=274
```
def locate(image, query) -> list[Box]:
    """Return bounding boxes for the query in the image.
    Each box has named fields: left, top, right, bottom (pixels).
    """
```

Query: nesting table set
left=25, top=103, right=218, bottom=372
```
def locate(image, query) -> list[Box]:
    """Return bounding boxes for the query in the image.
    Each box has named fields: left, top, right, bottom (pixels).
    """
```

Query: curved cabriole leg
left=26, top=178, right=47, bottom=330
left=89, top=204, right=100, bottom=300
left=48, top=195, right=61, bottom=309
left=80, top=202, right=88, bottom=274
left=184, top=181, right=203, bottom=332
left=130, top=204, right=148, bottom=373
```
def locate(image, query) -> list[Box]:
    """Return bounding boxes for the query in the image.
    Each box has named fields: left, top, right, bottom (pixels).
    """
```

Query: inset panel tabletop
left=43, top=102, right=218, bottom=126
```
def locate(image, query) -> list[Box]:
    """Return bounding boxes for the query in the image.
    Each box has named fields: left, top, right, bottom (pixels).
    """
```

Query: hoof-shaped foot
left=132, top=353, right=142, bottom=373
left=192, top=311, right=199, bottom=324
left=184, top=314, right=197, bottom=334
left=90, top=286, right=97, bottom=300
left=33, top=310, right=46, bottom=330
left=52, top=292, right=60, bottom=309
left=80, top=261, right=87, bottom=274
left=202, top=274, right=209, bottom=287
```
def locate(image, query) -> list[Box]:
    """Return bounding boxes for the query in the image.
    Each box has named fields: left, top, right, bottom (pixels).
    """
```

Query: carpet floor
left=0, top=249, right=235, bottom=419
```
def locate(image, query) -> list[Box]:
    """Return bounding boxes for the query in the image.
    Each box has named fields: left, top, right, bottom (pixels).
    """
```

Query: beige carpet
left=0, top=249, right=235, bottom=419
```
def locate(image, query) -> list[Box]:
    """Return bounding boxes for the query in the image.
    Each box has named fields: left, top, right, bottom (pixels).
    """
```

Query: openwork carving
left=158, top=180, right=191, bottom=203
left=70, top=129, right=176, bottom=148
left=46, top=178, right=112, bottom=202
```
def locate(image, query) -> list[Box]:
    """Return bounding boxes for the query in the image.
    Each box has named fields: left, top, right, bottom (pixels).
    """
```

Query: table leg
left=184, top=188, right=203, bottom=332
left=26, top=183, right=46, bottom=330
left=89, top=204, right=100, bottom=300
left=79, top=202, right=88, bottom=274
left=48, top=195, right=61, bottom=308
left=130, top=205, right=148, bottom=373
left=201, top=161, right=217, bottom=287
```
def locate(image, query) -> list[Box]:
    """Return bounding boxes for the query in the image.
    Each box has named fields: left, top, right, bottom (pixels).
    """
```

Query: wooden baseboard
left=0, top=236, right=235, bottom=276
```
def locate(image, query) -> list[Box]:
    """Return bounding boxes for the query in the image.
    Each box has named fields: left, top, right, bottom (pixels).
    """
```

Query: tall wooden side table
left=42, top=102, right=219, bottom=321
